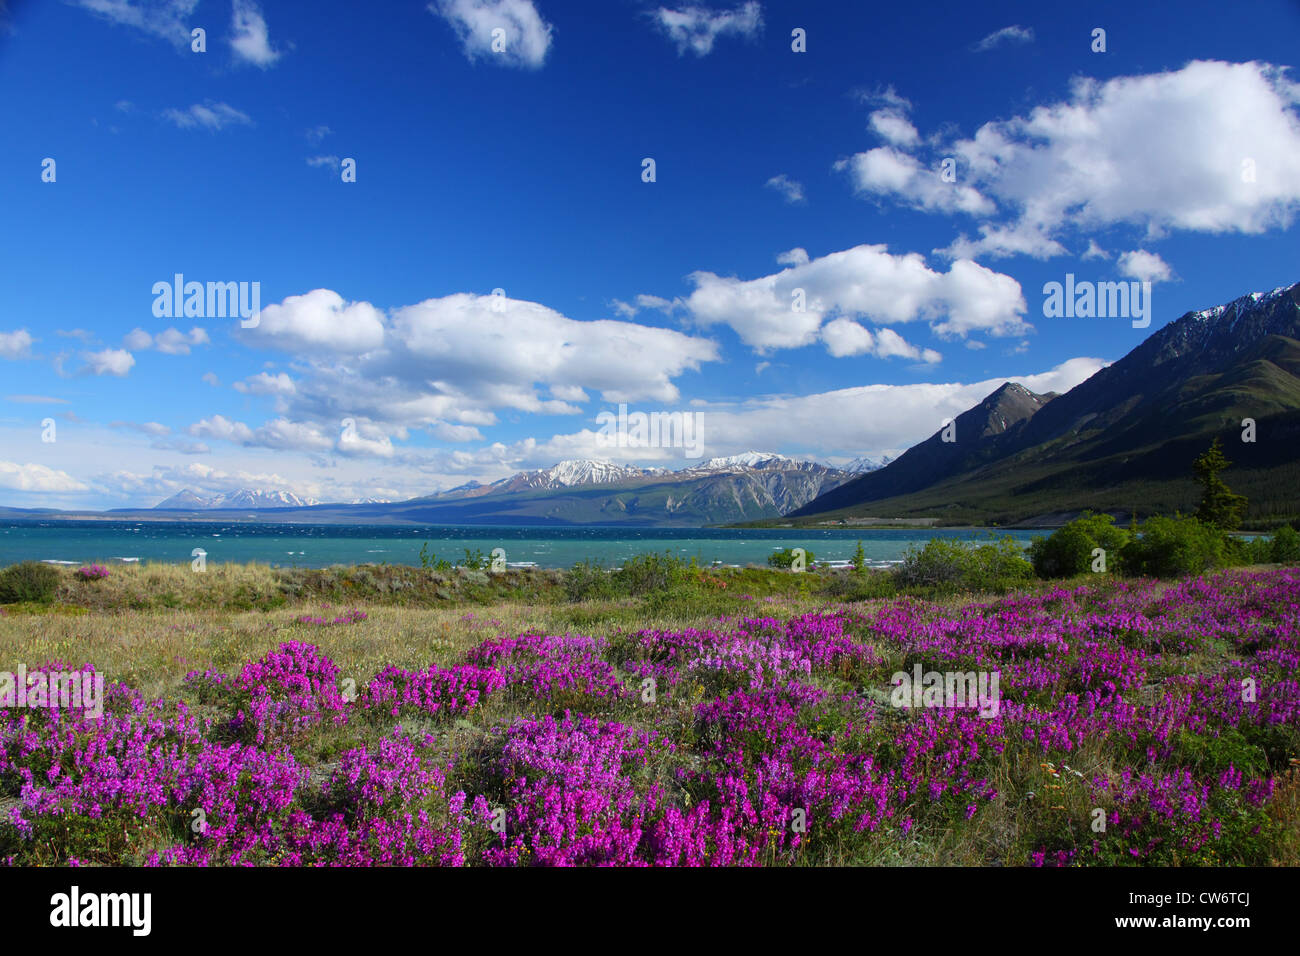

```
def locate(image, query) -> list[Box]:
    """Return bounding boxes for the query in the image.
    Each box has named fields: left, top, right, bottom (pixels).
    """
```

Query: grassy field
left=1, top=560, right=1298, bottom=866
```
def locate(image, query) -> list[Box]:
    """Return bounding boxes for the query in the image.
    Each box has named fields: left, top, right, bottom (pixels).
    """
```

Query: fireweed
left=0, top=570, right=1297, bottom=866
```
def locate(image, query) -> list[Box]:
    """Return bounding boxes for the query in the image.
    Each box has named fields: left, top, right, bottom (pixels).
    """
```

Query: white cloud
left=821, top=319, right=942, bottom=363
left=775, top=247, right=809, bottom=266
left=201, top=372, right=220, bottom=387
left=1081, top=239, right=1110, bottom=260
left=234, top=371, right=296, bottom=395
left=838, top=147, right=995, bottom=216
left=162, top=101, right=252, bottom=130
left=939, top=221, right=1067, bottom=260
left=122, top=326, right=208, bottom=355
left=189, top=415, right=254, bottom=444
left=73, top=0, right=196, bottom=46
left=81, top=349, right=135, bottom=377
left=226, top=288, right=722, bottom=457
left=1117, top=249, right=1176, bottom=284
left=947, top=61, right=1300, bottom=250
left=242, top=288, right=387, bottom=353
left=868, top=109, right=919, bottom=147
left=230, top=0, right=280, bottom=67
left=429, top=0, right=554, bottom=69
left=651, top=2, right=762, bottom=57
left=765, top=173, right=805, bottom=203
left=683, top=243, right=1028, bottom=352
left=0, top=329, right=33, bottom=359
left=156, top=327, right=209, bottom=355
left=0, top=460, right=89, bottom=492
left=973, top=25, right=1034, bottom=51
left=528, top=357, right=1107, bottom=465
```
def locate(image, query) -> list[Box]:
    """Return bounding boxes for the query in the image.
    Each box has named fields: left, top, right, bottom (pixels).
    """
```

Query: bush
left=1029, top=512, right=1130, bottom=578
left=767, top=547, right=815, bottom=569
left=965, top=535, right=1037, bottom=591
left=1120, top=515, right=1226, bottom=578
left=0, top=561, right=62, bottom=604
left=613, top=551, right=688, bottom=595
left=564, top=559, right=617, bottom=602
left=894, top=536, right=1032, bottom=594
left=1269, top=525, right=1300, bottom=565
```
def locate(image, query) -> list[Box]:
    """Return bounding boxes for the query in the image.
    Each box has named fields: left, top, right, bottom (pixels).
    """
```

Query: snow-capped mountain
left=484, top=459, right=669, bottom=493
left=154, top=488, right=321, bottom=510
left=841, top=455, right=895, bottom=474
left=680, top=452, right=791, bottom=473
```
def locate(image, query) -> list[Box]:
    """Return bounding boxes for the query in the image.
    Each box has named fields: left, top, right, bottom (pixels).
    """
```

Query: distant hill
left=149, top=453, right=859, bottom=526
left=789, top=281, right=1300, bottom=528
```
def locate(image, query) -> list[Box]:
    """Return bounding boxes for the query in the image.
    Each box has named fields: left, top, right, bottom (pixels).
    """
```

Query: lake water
left=0, top=519, right=1045, bottom=571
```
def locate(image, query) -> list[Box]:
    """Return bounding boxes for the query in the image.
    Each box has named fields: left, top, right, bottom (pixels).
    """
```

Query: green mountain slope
left=787, top=282, right=1300, bottom=528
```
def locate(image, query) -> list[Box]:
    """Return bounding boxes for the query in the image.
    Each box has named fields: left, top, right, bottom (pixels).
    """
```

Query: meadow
left=0, top=555, right=1297, bottom=867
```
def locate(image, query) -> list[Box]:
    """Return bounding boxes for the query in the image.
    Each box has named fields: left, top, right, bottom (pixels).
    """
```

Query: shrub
left=1029, top=512, right=1130, bottom=578
left=75, top=565, right=110, bottom=581
left=1269, top=525, right=1300, bottom=565
left=895, top=536, right=1032, bottom=593
left=894, top=538, right=968, bottom=590
left=767, top=547, right=815, bottom=570
left=614, top=551, right=689, bottom=595
left=964, top=535, right=1036, bottom=591
left=564, top=559, right=618, bottom=602
left=0, top=561, right=61, bottom=604
left=1120, top=515, right=1226, bottom=578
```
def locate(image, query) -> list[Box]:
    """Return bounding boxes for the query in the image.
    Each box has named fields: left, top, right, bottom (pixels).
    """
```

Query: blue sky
left=1, top=0, right=1298, bottom=508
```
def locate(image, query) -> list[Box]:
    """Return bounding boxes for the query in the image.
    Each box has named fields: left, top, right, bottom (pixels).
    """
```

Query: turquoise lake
left=0, top=519, right=1046, bottom=570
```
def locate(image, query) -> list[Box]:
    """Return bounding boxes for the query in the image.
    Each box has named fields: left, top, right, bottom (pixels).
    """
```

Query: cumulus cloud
left=510, top=357, right=1106, bottom=467
left=868, top=109, right=919, bottom=147
left=81, top=348, right=135, bottom=377
left=222, top=287, right=721, bottom=458
left=838, top=147, right=995, bottom=216
left=1117, top=249, right=1176, bottom=284
left=241, top=288, right=387, bottom=353
left=230, top=0, right=280, bottom=67
left=821, top=319, right=942, bottom=363
left=0, top=460, right=89, bottom=492
left=162, top=101, right=252, bottom=130
left=429, top=0, right=554, bottom=69
left=937, top=60, right=1300, bottom=257
left=234, top=371, right=296, bottom=396
left=0, top=329, right=33, bottom=359
left=650, top=2, right=762, bottom=57
left=682, top=243, right=1028, bottom=352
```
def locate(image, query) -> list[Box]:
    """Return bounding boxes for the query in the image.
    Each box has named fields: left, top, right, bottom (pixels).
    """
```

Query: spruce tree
left=1193, top=437, right=1248, bottom=530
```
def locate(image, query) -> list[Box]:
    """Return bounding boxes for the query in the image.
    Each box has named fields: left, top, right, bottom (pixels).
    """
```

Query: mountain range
left=151, top=453, right=884, bottom=525
left=787, top=281, right=1300, bottom=528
